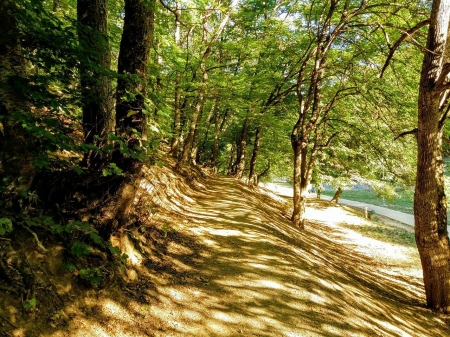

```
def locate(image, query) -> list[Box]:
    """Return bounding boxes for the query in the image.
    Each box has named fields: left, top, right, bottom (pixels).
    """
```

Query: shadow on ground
left=1, top=168, right=450, bottom=337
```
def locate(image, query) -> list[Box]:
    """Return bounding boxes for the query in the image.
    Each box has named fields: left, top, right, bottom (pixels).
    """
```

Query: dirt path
left=4, top=172, right=450, bottom=337
left=135, top=176, right=449, bottom=336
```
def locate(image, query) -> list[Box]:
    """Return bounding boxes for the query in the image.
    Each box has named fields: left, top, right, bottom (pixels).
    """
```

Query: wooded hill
left=1, top=0, right=450, bottom=326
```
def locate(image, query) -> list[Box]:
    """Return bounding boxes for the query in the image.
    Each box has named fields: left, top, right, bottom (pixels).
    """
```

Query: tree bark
left=415, top=0, right=450, bottom=313
left=77, top=0, right=113, bottom=169
left=256, top=160, right=270, bottom=185
left=211, top=108, right=228, bottom=169
left=179, top=64, right=207, bottom=166
left=291, top=141, right=308, bottom=229
left=115, top=0, right=155, bottom=165
left=169, top=2, right=182, bottom=158
left=231, top=116, right=249, bottom=179
left=99, top=0, right=155, bottom=231
left=248, top=125, right=261, bottom=185
left=0, top=1, right=35, bottom=193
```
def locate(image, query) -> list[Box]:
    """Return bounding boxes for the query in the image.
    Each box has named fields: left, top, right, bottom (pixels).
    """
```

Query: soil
left=1, top=167, right=450, bottom=337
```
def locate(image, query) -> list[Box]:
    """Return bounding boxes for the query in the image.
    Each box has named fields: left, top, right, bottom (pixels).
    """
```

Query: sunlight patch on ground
left=305, top=205, right=362, bottom=226
left=257, top=279, right=284, bottom=289
left=247, top=262, right=269, bottom=269
left=374, top=319, right=413, bottom=337
left=167, top=241, right=194, bottom=255
left=102, top=300, right=134, bottom=322
left=211, top=311, right=241, bottom=323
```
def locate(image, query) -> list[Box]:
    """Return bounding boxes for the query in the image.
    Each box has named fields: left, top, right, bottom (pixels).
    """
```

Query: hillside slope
left=1, top=166, right=450, bottom=336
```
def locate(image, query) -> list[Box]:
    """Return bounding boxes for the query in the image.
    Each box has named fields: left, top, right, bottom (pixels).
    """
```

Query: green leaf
left=109, top=246, right=121, bottom=256
left=0, top=218, right=13, bottom=235
left=71, top=241, right=91, bottom=258
left=23, top=298, right=37, bottom=309
left=127, top=110, right=138, bottom=117
left=102, top=168, right=112, bottom=177
left=62, top=262, right=76, bottom=272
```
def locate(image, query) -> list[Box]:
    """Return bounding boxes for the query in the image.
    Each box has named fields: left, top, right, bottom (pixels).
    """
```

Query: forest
left=1, top=0, right=450, bottom=335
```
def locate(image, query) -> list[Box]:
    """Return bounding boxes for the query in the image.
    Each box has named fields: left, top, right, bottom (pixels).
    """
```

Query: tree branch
left=439, top=102, right=450, bottom=130
left=380, top=19, right=430, bottom=78
left=436, top=63, right=450, bottom=92
left=394, top=128, right=417, bottom=140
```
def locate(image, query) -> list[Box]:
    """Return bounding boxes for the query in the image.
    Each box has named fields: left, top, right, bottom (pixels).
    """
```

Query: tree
left=414, top=0, right=450, bottom=313
left=77, top=0, right=113, bottom=168
left=0, top=1, right=35, bottom=193
left=288, top=0, right=425, bottom=229
left=177, top=1, right=234, bottom=167
left=99, top=0, right=156, bottom=226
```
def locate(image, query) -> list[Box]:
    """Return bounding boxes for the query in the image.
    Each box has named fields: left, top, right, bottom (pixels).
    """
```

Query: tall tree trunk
left=190, top=97, right=214, bottom=164
left=291, top=142, right=304, bottom=229
left=415, top=0, right=450, bottom=313
left=211, top=108, right=228, bottom=169
left=77, top=0, right=113, bottom=169
left=256, top=160, right=270, bottom=185
left=100, top=0, right=155, bottom=229
left=291, top=141, right=309, bottom=229
left=115, top=0, right=154, bottom=164
left=170, top=72, right=182, bottom=158
left=0, top=1, right=35, bottom=193
left=169, top=2, right=182, bottom=158
left=179, top=65, right=207, bottom=166
left=248, top=125, right=261, bottom=185
left=231, top=116, right=249, bottom=179
left=227, top=143, right=236, bottom=175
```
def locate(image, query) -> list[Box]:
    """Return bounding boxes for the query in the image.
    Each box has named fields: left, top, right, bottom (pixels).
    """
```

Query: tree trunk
left=100, top=0, right=155, bottom=230
left=227, top=143, right=236, bottom=175
left=231, top=117, right=249, bottom=179
left=248, top=125, right=261, bottom=185
left=330, top=187, right=343, bottom=203
left=190, top=98, right=210, bottom=164
left=179, top=64, right=207, bottom=167
left=415, top=0, right=450, bottom=313
left=77, top=0, right=113, bottom=169
left=169, top=2, right=182, bottom=158
left=211, top=108, right=228, bottom=169
left=115, top=0, right=154, bottom=164
left=0, top=1, right=35, bottom=193
left=291, top=142, right=307, bottom=229
left=256, top=160, right=270, bottom=185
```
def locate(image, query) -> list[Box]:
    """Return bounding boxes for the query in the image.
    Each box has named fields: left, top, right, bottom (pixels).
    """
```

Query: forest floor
left=2, top=166, right=450, bottom=337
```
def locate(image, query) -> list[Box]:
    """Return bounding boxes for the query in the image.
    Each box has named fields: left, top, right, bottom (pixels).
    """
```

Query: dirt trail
left=133, top=175, right=448, bottom=337
left=3, top=172, right=450, bottom=337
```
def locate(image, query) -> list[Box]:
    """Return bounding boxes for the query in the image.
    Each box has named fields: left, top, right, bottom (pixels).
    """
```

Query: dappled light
left=25, top=171, right=447, bottom=336
left=2, top=168, right=450, bottom=336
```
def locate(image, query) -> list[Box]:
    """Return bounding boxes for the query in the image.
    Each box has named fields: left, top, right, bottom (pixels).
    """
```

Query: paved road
left=264, top=183, right=450, bottom=234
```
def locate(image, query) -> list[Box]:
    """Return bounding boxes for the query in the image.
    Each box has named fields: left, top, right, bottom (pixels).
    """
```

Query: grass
left=355, top=221, right=416, bottom=248
left=321, top=189, right=414, bottom=215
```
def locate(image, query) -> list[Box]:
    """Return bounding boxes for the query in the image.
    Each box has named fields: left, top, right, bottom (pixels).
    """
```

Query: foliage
left=78, top=267, right=103, bottom=285
left=0, top=217, right=13, bottom=236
